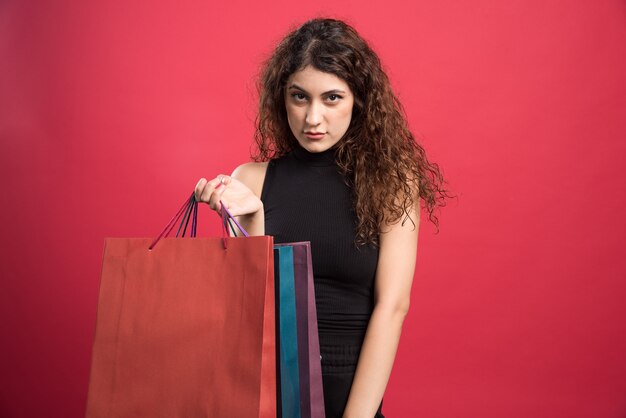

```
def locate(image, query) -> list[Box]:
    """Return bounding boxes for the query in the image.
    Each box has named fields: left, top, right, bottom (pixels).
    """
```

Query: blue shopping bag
left=275, top=246, right=302, bottom=418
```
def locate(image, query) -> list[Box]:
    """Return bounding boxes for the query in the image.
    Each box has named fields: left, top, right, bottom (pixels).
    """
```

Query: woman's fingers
left=198, top=177, right=219, bottom=202
left=195, top=174, right=261, bottom=218
left=220, top=175, right=232, bottom=186
left=194, top=178, right=208, bottom=202
left=195, top=175, right=232, bottom=212
left=208, top=178, right=228, bottom=211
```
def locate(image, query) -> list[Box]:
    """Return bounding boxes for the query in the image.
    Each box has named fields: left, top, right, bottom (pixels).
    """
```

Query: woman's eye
left=327, top=94, right=342, bottom=102
left=292, top=93, right=307, bottom=101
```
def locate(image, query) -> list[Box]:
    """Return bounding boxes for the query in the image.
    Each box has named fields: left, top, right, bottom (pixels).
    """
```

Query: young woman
left=195, top=18, right=449, bottom=418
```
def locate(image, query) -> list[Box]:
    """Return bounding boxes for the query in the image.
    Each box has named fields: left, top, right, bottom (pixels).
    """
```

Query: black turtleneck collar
left=291, top=143, right=337, bottom=167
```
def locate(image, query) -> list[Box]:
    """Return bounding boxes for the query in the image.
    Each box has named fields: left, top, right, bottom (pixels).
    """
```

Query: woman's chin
left=296, top=138, right=338, bottom=153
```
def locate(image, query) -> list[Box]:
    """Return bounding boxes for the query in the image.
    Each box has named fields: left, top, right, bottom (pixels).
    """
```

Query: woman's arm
left=229, top=162, right=268, bottom=236
left=342, top=200, right=420, bottom=418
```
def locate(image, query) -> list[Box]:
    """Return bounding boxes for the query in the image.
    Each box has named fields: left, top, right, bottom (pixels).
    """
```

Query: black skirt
left=320, top=344, right=385, bottom=418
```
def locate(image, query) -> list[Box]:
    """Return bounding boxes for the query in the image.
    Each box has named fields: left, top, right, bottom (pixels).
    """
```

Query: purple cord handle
left=221, top=204, right=249, bottom=237
left=149, top=192, right=250, bottom=250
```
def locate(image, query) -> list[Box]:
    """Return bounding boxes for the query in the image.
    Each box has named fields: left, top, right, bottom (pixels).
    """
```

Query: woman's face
left=284, top=66, right=354, bottom=153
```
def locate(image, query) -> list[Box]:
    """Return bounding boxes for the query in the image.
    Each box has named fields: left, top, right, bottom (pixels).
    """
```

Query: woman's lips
left=304, top=132, right=325, bottom=140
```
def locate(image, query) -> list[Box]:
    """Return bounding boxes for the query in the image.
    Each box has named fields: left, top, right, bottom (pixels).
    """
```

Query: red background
left=2, top=1, right=626, bottom=417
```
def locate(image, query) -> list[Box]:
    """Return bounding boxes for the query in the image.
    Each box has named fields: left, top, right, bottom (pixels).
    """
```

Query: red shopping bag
left=86, top=194, right=276, bottom=417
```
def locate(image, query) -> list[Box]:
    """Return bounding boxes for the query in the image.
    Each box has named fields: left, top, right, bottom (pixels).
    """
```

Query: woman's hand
left=194, top=175, right=263, bottom=218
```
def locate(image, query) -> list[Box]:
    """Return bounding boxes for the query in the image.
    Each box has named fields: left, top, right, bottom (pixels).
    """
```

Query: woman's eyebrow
left=288, top=84, right=346, bottom=95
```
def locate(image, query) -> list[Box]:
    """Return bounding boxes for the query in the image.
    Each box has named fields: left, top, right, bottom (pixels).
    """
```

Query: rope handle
left=149, top=192, right=249, bottom=250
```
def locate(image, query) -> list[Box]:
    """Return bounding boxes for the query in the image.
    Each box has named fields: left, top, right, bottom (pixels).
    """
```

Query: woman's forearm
left=342, top=306, right=407, bottom=418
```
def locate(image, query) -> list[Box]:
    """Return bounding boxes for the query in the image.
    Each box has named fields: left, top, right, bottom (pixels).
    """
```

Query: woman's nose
left=305, top=101, right=323, bottom=126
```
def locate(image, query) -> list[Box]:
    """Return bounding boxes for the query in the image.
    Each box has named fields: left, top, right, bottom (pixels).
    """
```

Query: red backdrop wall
left=1, top=1, right=625, bottom=417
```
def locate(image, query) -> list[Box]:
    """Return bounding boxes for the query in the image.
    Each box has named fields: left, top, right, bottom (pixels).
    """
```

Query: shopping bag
left=86, top=193, right=276, bottom=418
left=276, top=243, right=325, bottom=418
left=275, top=246, right=302, bottom=418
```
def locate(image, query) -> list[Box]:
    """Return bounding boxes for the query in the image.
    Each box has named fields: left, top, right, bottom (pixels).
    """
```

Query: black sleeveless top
left=261, top=144, right=379, bottom=346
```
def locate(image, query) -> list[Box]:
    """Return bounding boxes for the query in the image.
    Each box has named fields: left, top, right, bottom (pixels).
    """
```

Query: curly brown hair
left=253, top=18, right=452, bottom=246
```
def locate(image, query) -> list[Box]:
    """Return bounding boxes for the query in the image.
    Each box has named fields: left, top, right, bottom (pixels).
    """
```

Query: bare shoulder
left=231, top=161, right=269, bottom=198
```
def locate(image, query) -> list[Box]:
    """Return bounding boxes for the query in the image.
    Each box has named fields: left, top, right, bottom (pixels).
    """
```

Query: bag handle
left=148, top=192, right=249, bottom=250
